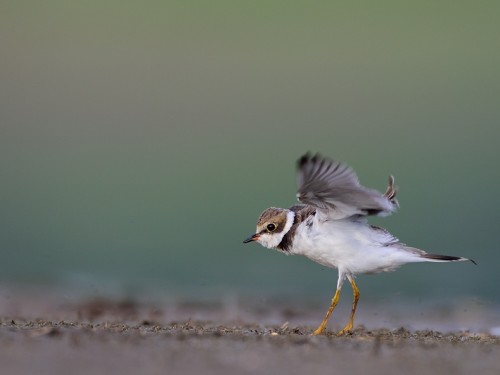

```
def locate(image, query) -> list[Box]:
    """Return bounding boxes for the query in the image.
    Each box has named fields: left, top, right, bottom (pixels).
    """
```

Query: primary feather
left=296, top=153, right=397, bottom=220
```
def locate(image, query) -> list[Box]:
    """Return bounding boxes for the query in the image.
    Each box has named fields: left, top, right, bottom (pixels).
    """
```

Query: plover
left=243, top=153, right=475, bottom=335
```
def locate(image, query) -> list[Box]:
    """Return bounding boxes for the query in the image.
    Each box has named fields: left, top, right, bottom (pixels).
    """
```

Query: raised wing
left=296, top=153, right=398, bottom=220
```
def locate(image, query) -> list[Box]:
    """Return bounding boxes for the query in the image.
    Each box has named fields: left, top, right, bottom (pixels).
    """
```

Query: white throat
left=257, top=210, right=295, bottom=249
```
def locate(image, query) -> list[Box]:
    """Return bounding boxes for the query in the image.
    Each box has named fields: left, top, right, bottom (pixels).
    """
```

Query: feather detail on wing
left=296, top=153, right=398, bottom=220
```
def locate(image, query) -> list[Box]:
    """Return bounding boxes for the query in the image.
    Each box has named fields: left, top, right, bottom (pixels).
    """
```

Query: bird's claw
left=311, top=326, right=326, bottom=336
left=337, top=324, right=353, bottom=336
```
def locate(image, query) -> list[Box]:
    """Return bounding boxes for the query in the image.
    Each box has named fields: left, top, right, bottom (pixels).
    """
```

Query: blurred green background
left=1, top=1, right=498, bottom=303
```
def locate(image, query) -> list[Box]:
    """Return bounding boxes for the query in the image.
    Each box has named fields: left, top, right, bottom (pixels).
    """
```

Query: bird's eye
left=267, top=223, right=276, bottom=232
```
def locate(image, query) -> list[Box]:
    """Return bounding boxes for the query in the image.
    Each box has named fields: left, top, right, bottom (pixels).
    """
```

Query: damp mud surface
left=1, top=291, right=499, bottom=375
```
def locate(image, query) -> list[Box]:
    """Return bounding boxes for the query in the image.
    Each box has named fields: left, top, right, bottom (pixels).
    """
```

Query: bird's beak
left=243, top=233, right=260, bottom=243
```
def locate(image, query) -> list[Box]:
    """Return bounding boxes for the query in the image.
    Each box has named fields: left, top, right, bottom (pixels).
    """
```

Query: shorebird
left=243, top=153, right=475, bottom=335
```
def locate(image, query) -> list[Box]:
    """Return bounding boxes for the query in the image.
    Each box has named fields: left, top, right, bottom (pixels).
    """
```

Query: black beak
left=243, top=233, right=259, bottom=243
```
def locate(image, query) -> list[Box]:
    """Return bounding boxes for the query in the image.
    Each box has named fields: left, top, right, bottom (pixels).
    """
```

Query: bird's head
left=243, top=207, right=295, bottom=249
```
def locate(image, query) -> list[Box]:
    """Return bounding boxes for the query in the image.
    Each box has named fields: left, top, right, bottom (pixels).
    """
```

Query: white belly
left=289, top=219, right=421, bottom=274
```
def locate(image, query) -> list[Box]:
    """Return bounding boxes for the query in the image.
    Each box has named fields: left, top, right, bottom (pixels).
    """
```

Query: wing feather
left=296, top=153, right=398, bottom=220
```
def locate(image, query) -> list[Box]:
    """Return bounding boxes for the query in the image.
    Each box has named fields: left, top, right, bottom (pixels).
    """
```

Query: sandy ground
left=1, top=288, right=499, bottom=375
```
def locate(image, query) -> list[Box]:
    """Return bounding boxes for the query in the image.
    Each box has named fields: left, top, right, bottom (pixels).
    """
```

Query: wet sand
left=1, top=290, right=499, bottom=375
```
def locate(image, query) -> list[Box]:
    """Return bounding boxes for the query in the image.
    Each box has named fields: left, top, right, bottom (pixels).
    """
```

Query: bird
left=243, top=153, right=475, bottom=336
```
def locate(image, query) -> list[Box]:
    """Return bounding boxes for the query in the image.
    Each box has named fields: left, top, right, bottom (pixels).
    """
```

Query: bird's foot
left=337, top=323, right=353, bottom=336
left=311, top=325, right=326, bottom=336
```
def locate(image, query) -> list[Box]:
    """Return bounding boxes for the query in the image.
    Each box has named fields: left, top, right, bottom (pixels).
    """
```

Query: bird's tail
left=422, top=253, right=477, bottom=265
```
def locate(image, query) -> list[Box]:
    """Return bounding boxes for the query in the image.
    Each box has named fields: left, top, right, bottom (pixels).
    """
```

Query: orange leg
left=312, top=287, right=341, bottom=335
left=337, top=276, right=360, bottom=336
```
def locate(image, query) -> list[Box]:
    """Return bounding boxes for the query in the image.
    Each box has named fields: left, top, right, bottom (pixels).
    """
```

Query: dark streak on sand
left=1, top=318, right=499, bottom=346
left=3, top=318, right=500, bottom=344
